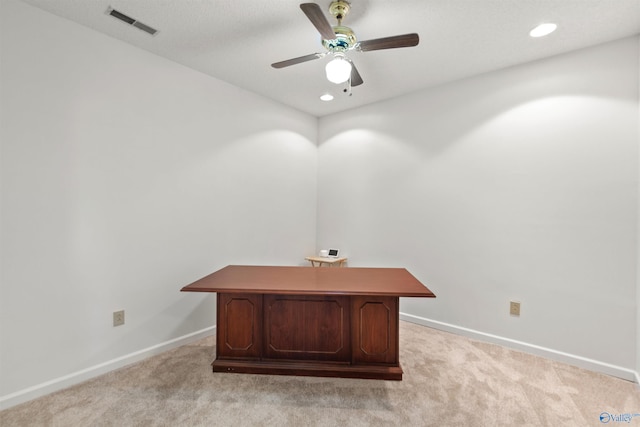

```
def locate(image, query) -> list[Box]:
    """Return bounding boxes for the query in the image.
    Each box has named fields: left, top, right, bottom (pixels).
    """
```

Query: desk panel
left=264, top=295, right=350, bottom=362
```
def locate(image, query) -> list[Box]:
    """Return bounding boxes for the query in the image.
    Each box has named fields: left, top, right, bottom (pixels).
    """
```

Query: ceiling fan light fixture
left=529, top=22, right=557, bottom=38
left=325, top=54, right=352, bottom=84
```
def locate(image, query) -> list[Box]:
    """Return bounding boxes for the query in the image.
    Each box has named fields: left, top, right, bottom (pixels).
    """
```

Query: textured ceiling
left=17, top=0, right=640, bottom=117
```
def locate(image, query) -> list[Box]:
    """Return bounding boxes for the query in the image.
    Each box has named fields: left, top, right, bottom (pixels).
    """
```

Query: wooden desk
left=181, top=265, right=435, bottom=380
left=305, top=256, right=347, bottom=267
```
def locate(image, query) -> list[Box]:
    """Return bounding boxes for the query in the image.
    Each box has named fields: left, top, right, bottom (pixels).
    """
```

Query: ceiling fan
left=271, top=1, right=419, bottom=90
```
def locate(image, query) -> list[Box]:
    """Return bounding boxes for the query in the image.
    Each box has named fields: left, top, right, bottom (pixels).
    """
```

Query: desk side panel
left=351, top=296, right=399, bottom=365
left=217, top=293, right=263, bottom=359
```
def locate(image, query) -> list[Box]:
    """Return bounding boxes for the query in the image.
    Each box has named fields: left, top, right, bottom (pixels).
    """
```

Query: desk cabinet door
left=217, top=293, right=262, bottom=359
left=351, top=296, right=399, bottom=365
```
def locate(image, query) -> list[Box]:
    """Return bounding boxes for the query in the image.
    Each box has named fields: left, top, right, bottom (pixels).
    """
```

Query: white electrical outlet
left=509, top=301, right=521, bottom=316
left=113, top=310, right=125, bottom=326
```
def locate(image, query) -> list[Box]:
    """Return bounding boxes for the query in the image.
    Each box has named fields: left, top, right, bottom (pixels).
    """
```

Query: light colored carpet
left=2, top=321, right=639, bottom=426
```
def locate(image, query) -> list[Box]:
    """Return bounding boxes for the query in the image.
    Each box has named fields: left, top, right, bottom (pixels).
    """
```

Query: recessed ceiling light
left=320, top=94, right=334, bottom=101
left=529, top=23, right=557, bottom=38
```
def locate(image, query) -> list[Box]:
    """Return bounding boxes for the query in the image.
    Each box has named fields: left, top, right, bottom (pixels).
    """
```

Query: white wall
left=318, top=36, right=639, bottom=377
left=637, top=36, right=640, bottom=383
left=0, top=0, right=317, bottom=406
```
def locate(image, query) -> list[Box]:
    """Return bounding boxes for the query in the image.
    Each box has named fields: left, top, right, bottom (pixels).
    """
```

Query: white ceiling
left=18, top=0, right=640, bottom=117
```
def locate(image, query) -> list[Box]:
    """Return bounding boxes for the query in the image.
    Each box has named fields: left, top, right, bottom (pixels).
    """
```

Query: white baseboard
left=0, top=325, right=216, bottom=411
left=400, top=312, right=639, bottom=383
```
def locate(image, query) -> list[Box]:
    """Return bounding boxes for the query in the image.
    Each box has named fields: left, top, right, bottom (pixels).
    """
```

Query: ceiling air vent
left=106, top=7, right=158, bottom=36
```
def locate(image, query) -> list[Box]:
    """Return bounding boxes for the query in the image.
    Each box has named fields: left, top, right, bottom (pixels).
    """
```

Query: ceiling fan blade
left=271, top=52, right=325, bottom=69
left=358, top=33, right=419, bottom=52
left=300, top=3, right=336, bottom=40
left=350, top=62, right=363, bottom=87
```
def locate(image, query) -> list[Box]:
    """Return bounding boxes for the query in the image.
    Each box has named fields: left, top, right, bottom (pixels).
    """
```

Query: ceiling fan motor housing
left=322, top=25, right=357, bottom=51
left=322, top=2, right=356, bottom=52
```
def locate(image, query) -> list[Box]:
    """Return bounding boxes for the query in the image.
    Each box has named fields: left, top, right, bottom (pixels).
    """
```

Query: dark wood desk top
left=181, top=265, right=435, bottom=297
